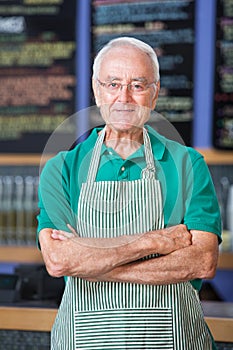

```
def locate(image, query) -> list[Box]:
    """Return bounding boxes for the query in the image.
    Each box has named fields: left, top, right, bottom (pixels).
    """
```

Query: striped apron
left=51, top=127, right=212, bottom=350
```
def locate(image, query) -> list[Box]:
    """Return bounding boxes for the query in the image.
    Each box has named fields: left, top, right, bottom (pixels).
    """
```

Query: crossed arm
left=39, top=225, right=219, bottom=285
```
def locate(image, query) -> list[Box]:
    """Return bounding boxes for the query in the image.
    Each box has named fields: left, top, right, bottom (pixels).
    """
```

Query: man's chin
left=107, top=121, right=141, bottom=132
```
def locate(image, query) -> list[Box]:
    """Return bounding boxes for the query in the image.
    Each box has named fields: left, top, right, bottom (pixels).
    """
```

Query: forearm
left=39, top=225, right=191, bottom=278
left=88, top=231, right=219, bottom=285
left=39, top=229, right=149, bottom=278
left=90, top=249, right=213, bottom=285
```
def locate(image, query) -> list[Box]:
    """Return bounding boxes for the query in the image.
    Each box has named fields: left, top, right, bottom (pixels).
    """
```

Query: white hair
left=92, top=36, right=160, bottom=83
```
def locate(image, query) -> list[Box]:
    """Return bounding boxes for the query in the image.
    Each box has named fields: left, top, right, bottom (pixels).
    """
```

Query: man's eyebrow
left=105, top=76, right=120, bottom=81
left=132, top=77, right=148, bottom=83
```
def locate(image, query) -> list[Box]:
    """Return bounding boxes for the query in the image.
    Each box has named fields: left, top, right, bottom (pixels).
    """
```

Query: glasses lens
left=130, top=82, right=146, bottom=93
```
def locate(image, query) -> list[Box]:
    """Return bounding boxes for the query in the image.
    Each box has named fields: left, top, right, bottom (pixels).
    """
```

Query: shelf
left=202, top=301, right=233, bottom=342
left=205, top=317, right=233, bottom=342
left=0, top=154, right=53, bottom=166
left=0, top=246, right=43, bottom=264
left=196, top=148, right=233, bottom=165
left=0, top=305, right=233, bottom=342
left=218, top=252, right=233, bottom=270
left=0, top=148, right=232, bottom=166
left=0, top=306, right=57, bottom=332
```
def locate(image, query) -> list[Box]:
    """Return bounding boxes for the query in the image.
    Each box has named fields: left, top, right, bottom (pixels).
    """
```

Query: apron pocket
left=74, top=308, right=174, bottom=350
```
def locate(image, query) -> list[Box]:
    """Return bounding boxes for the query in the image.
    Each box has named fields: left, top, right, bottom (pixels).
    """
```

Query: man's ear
left=151, top=81, right=160, bottom=110
left=92, top=78, right=101, bottom=107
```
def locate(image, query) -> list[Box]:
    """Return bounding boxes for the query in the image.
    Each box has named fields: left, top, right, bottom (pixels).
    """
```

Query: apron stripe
left=75, top=309, right=173, bottom=349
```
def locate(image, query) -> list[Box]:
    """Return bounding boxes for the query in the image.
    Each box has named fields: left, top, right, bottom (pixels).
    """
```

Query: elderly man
left=38, top=37, right=221, bottom=349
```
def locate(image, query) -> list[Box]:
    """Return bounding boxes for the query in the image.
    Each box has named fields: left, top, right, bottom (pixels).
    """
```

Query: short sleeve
left=37, top=152, right=76, bottom=238
left=183, top=151, right=222, bottom=242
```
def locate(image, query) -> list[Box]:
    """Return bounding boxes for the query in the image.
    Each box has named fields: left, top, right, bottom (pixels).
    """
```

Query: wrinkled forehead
left=99, top=45, right=154, bottom=79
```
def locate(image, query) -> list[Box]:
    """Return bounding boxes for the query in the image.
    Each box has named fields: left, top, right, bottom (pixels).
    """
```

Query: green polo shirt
left=37, top=125, right=222, bottom=291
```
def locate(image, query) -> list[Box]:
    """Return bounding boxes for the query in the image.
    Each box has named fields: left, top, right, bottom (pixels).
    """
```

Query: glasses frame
left=96, top=78, right=157, bottom=95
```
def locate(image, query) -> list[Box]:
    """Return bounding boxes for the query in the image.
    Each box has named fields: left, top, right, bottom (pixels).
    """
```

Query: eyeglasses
left=96, top=79, right=156, bottom=95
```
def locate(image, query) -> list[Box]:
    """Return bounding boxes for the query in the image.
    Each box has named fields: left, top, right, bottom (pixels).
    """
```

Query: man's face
left=93, top=45, right=160, bottom=133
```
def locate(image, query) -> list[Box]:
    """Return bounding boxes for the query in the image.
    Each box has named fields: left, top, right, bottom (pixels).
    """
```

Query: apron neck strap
left=141, top=128, right=156, bottom=179
left=86, top=126, right=156, bottom=183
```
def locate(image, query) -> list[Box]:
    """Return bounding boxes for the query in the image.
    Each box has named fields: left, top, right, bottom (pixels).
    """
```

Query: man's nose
left=117, top=85, right=132, bottom=103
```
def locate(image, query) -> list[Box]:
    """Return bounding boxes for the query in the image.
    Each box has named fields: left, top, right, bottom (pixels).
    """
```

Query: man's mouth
left=111, top=103, right=137, bottom=113
left=119, top=108, right=134, bottom=111
left=112, top=108, right=136, bottom=113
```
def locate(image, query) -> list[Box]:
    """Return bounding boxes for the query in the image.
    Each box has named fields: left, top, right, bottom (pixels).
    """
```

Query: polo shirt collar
left=83, top=125, right=166, bottom=161
left=101, top=142, right=145, bottom=161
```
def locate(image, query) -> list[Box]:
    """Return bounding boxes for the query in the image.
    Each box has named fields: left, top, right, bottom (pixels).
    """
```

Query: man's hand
left=51, top=224, right=77, bottom=241
left=147, top=225, right=192, bottom=255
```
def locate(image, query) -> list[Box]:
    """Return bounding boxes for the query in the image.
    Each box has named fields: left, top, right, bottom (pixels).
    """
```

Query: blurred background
left=0, top=0, right=232, bottom=349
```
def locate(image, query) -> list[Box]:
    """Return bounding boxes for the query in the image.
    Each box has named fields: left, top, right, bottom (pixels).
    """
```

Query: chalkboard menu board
left=0, top=0, right=76, bottom=153
left=213, top=0, right=233, bottom=149
left=92, top=0, right=195, bottom=145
